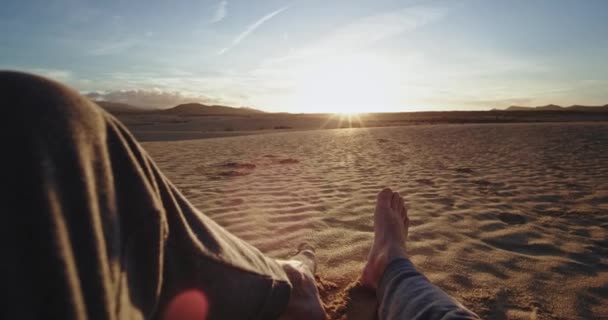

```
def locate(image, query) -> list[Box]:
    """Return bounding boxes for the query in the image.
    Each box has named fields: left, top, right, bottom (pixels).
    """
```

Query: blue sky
left=1, top=0, right=607, bottom=112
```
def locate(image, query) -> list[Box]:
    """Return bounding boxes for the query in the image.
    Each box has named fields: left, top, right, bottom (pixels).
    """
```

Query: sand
left=114, top=109, right=608, bottom=142
left=140, top=122, right=608, bottom=319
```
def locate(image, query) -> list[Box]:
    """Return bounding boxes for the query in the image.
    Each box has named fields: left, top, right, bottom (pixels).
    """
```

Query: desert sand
left=140, top=122, right=608, bottom=319
left=115, top=108, right=608, bottom=143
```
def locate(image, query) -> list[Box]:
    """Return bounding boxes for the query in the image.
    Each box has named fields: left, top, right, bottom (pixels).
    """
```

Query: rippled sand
left=142, top=122, right=608, bottom=320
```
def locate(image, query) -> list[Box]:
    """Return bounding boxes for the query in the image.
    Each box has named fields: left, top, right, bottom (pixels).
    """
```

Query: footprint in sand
left=219, top=161, right=257, bottom=169
left=276, top=158, right=299, bottom=164
left=216, top=170, right=253, bottom=177
left=474, top=179, right=493, bottom=187
left=415, top=178, right=435, bottom=186
left=548, top=164, right=564, bottom=171
left=213, top=161, right=257, bottom=178
left=498, top=212, right=526, bottom=225
left=454, top=167, right=474, bottom=174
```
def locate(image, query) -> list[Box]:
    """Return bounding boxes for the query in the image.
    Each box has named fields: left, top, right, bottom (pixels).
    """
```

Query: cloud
left=218, top=6, right=287, bottom=55
left=211, top=1, right=228, bottom=23
left=325, top=6, right=446, bottom=49
left=89, top=39, right=139, bottom=56
left=267, top=5, right=446, bottom=64
left=460, top=97, right=534, bottom=108
left=85, top=89, right=222, bottom=109
left=9, top=68, right=71, bottom=81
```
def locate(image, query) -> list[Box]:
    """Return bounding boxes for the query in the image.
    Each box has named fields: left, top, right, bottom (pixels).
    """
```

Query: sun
left=288, top=53, right=401, bottom=114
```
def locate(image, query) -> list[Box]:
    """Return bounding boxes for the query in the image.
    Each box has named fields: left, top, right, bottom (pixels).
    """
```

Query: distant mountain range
left=163, top=103, right=264, bottom=115
left=96, top=100, right=608, bottom=115
left=95, top=101, right=264, bottom=115
left=96, top=101, right=149, bottom=113
left=505, top=104, right=608, bottom=111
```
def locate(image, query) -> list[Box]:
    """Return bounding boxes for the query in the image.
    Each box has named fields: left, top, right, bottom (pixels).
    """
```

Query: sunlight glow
left=288, top=53, right=403, bottom=113
left=319, top=111, right=367, bottom=129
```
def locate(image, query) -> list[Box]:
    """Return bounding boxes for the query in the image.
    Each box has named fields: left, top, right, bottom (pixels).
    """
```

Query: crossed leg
left=0, top=71, right=324, bottom=320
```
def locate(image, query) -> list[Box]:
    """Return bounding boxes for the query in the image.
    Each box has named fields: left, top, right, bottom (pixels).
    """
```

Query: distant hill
left=567, top=104, right=608, bottom=111
left=536, top=104, right=564, bottom=111
left=95, top=100, right=265, bottom=116
left=163, top=103, right=264, bottom=115
left=506, top=104, right=608, bottom=111
left=96, top=101, right=150, bottom=114
left=506, top=105, right=534, bottom=111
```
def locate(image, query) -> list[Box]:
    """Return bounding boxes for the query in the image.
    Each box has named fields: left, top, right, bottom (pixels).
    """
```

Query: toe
left=401, top=205, right=409, bottom=224
left=396, top=194, right=405, bottom=213
left=293, top=243, right=317, bottom=273
left=377, top=188, right=393, bottom=206
left=391, top=192, right=401, bottom=210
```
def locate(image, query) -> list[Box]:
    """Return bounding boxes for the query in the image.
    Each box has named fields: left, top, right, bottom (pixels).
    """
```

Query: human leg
left=361, top=188, right=479, bottom=320
left=0, top=71, right=323, bottom=319
left=279, top=244, right=325, bottom=320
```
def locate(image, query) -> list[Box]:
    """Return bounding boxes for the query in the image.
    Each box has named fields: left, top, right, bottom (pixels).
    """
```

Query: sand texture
left=141, top=122, right=608, bottom=319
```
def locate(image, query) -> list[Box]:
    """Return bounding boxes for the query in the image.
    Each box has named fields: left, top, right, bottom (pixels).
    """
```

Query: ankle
left=363, top=244, right=407, bottom=289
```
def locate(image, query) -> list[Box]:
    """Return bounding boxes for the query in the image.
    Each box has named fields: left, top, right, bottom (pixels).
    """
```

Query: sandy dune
left=141, top=122, right=608, bottom=319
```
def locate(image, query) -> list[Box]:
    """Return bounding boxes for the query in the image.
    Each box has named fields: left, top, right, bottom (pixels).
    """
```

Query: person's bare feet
left=361, top=188, right=409, bottom=290
left=279, top=244, right=326, bottom=320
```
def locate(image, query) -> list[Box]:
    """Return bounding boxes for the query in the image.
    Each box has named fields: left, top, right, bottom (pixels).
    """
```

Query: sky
left=1, top=0, right=607, bottom=113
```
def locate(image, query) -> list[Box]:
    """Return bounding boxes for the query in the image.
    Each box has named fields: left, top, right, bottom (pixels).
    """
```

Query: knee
left=0, top=71, right=99, bottom=119
left=0, top=71, right=103, bottom=133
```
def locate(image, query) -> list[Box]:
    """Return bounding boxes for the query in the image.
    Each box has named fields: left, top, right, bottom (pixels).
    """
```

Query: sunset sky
left=2, top=0, right=607, bottom=112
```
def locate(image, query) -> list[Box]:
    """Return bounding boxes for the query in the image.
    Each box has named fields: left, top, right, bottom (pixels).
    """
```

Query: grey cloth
left=378, top=258, right=480, bottom=319
left=0, top=71, right=291, bottom=320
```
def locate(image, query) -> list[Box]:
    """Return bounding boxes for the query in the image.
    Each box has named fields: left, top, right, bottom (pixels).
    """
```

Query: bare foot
left=361, top=188, right=409, bottom=290
left=279, top=244, right=326, bottom=320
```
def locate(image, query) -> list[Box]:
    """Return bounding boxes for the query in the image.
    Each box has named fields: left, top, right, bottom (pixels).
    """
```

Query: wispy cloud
left=89, top=39, right=139, bottom=56
left=211, top=1, right=228, bottom=23
left=325, top=6, right=446, bottom=49
left=218, top=6, right=288, bottom=55
left=263, top=6, right=446, bottom=66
